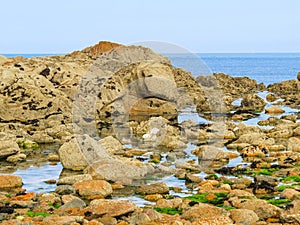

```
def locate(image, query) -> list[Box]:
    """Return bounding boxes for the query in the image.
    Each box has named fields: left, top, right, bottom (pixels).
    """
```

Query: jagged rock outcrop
left=1, top=42, right=200, bottom=143
left=268, top=79, right=300, bottom=109
left=197, top=73, right=266, bottom=110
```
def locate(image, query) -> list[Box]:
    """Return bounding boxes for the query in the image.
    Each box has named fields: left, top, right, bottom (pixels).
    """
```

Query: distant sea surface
left=3, top=53, right=300, bottom=86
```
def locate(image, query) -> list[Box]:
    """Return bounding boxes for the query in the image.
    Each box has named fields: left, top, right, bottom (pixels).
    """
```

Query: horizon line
left=2, top=51, right=300, bottom=56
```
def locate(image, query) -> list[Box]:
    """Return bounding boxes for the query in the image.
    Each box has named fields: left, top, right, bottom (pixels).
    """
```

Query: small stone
left=44, top=179, right=56, bottom=184
left=155, top=198, right=182, bottom=209
left=73, top=180, right=112, bottom=199
left=230, top=209, right=259, bottom=224
left=185, top=173, right=203, bottom=183
left=265, top=106, right=285, bottom=114
left=135, top=182, right=169, bottom=195
left=11, top=192, right=35, bottom=201
left=47, top=154, right=60, bottom=162
left=84, top=199, right=137, bottom=217
left=144, top=194, right=163, bottom=202
left=59, top=198, right=86, bottom=210
left=55, top=185, right=76, bottom=195
left=266, top=93, right=277, bottom=102
left=297, top=71, right=300, bottom=81
left=127, top=213, right=151, bottom=225
left=173, top=187, right=183, bottom=192
left=57, top=174, right=93, bottom=185
left=6, top=153, right=26, bottom=163
left=181, top=203, right=228, bottom=221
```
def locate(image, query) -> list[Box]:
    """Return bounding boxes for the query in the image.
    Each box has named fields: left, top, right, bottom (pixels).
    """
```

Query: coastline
left=0, top=41, right=300, bottom=224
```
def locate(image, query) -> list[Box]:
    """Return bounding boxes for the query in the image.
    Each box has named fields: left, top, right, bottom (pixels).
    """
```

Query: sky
left=1, top=0, right=300, bottom=53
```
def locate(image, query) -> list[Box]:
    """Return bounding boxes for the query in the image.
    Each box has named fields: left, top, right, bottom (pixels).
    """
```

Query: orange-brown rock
left=81, top=41, right=122, bottom=57
left=0, top=175, right=22, bottom=189
left=12, top=192, right=35, bottom=201
left=83, top=199, right=137, bottom=217
left=73, top=180, right=112, bottom=199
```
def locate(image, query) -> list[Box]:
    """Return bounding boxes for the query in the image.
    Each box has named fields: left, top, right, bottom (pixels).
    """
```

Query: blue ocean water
left=3, top=53, right=300, bottom=86
left=167, top=53, right=300, bottom=86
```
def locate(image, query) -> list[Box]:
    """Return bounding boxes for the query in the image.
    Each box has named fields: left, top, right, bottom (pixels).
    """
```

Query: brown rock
left=0, top=140, right=20, bottom=159
left=265, top=106, right=285, bottom=114
left=281, top=189, right=300, bottom=200
left=293, top=126, right=300, bottom=136
left=181, top=203, right=229, bottom=222
left=287, top=137, right=300, bottom=152
left=86, top=220, right=104, bottom=225
left=238, top=199, right=281, bottom=220
left=40, top=216, right=84, bottom=225
left=81, top=41, right=122, bottom=57
left=83, top=199, right=137, bottom=217
left=155, top=198, right=183, bottom=209
left=127, top=213, right=151, bottom=225
left=193, top=216, right=234, bottom=225
left=298, top=71, right=300, bottom=81
left=135, top=182, right=169, bottom=195
left=73, top=180, right=112, bottom=199
left=47, top=154, right=60, bottom=162
left=12, top=192, right=35, bottom=201
left=266, top=93, right=277, bottom=102
left=230, top=209, right=259, bottom=224
left=286, top=199, right=300, bottom=214
left=57, top=174, right=93, bottom=185
left=6, top=153, right=26, bottom=163
left=241, top=94, right=266, bottom=111
left=144, top=194, right=163, bottom=202
left=0, top=175, right=22, bottom=189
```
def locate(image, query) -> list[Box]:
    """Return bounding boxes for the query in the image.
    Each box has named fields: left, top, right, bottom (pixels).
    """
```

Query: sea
left=3, top=53, right=300, bottom=86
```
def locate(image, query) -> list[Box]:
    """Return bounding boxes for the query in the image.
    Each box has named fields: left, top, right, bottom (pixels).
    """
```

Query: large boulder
left=58, top=135, right=151, bottom=182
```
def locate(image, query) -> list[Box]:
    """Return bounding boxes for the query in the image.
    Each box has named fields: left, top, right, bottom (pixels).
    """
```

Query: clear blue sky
left=1, top=0, right=300, bottom=53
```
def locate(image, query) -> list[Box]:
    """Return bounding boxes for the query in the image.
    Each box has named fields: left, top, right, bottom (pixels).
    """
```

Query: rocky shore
left=0, top=41, right=300, bottom=225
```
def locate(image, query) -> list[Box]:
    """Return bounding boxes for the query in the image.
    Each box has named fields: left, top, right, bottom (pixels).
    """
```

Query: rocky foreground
left=0, top=42, right=300, bottom=224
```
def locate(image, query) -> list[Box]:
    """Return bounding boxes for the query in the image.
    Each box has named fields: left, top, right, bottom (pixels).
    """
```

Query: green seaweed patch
left=27, top=210, right=50, bottom=217
left=267, top=198, right=292, bottom=207
left=221, top=180, right=233, bottom=185
left=149, top=159, right=160, bottom=164
left=277, top=185, right=295, bottom=192
left=259, top=195, right=274, bottom=200
left=19, top=141, right=39, bottom=150
left=282, top=175, right=300, bottom=183
left=206, top=174, right=218, bottom=180
left=154, top=207, right=182, bottom=215
left=244, top=168, right=279, bottom=176
left=216, top=204, right=236, bottom=211
left=48, top=202, right=61, bottom=209
left=185, top=192, right=228, bottom=204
